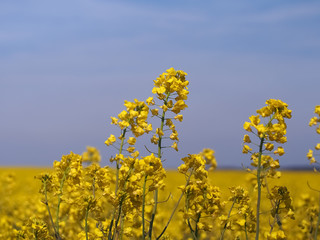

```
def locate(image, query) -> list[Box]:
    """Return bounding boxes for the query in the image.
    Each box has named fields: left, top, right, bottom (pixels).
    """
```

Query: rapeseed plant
left=243, top=99, right=292, bottom=239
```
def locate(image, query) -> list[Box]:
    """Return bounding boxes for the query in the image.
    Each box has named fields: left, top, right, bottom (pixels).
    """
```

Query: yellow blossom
left=151, top=109, right=159, bottom=116
left=265, top=143, right=274, bottom=151
left=274, top=147, right=285, bottom=156
left=172, top=142, right=178, bottom=151
left=242, top=145, right=252, bottom=154
left=174, top=115, right=183, bottom=122
left=105, top=134, right=116, bottom=146
left=146, top=97, right=155, bottom=105
left=243, top=134, right=251, bottom=143
left=243, top=122, right=252, bottom=132
left=127, top=137, right=136, bottom=145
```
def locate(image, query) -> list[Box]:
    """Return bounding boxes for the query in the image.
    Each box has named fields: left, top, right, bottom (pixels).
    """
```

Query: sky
left=1, top=0, right=320, bottom=169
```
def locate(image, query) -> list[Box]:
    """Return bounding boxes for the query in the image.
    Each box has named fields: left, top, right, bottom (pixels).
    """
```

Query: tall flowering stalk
left=146, top=68, right=189, bottom=238
left=242, top=99, right=292, bottom=239
left=104, top=99, right=152, bottom=239
left=104, top=68, right=189, bottom=239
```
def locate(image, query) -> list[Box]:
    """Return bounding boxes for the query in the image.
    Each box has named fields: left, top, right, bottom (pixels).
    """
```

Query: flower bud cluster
left=35, top=149, right=112, bottom=239
left=150, top=68, right=189, bottom=152
left=106, top=98, right=152, bottom=142
left=243, top=99, right=292, bottom=179
left=82, top=146, right=101, bottom=163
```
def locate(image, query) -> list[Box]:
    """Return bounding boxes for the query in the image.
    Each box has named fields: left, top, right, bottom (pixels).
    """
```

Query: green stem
left=142, top=175, right=148, bottom=239
left=187, top=218, right=198, bottom=240
left=55, top=168, right=68, bottom=238
left=107, top=128, right=127, bottom=239
left=115, top=128, right=127, bottom=194
left=148, top=191, right=158, bottom=240
left=34, top=229, right=38, bottom=240
left=194, top=213, right=201, bottom=239
left=148, top=93, right=170, bottom=239
left=112, top=195, right=125, bottom=240
left=255, top=136, right=265, bottom=240
left=43, top=180, right=60, bottom=240
left=108, top=219, right=114, bottom=240
left=112, top=167, right=133, bottom=240
left=185, top=184, right=198, bottom=240
left=220, top=198, right=236, bottom=240
left=275, top=201, right=283, bottom=230
left=119, top=212, right=125, bottom=240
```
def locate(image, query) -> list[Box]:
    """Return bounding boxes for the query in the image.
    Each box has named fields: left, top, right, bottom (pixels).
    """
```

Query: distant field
left=1, top=167, right=319, bottom=239
left=2, top=168, right=318, bottom=199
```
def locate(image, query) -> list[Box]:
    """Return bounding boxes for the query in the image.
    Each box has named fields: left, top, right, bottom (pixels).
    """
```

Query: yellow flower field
left=0, top=168, right=320, bottom=239
left=1, top=68, right=319, bottom=240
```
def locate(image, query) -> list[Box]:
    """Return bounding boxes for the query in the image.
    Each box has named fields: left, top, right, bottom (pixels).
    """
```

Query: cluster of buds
left=149, top=68, right=189, bottom=152
left=243, top=99, right=292, bottom=179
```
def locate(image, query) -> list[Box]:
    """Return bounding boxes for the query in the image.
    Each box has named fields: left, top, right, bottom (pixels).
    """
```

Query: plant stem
left=112, top=167, right=133, bottom=240
left=142, top=175, right=148, bottom=239
left=115, top=128, right=127, bottom=194
left=43, top=181, right=60, bottom=240
left=108, top=128, right=127, bottom=239
left=187, top=218, right=198, bottom=240
left=55, top=168, right=68, bottom=238
left=255, top=136, right=265, bottom=240
left=194, top=213, right=201, bottom=239
left=148, top=93, right=169, bottom=239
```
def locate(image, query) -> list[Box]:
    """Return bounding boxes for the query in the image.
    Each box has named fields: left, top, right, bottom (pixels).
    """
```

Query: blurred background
left=1, top=0, right=320, bottom=169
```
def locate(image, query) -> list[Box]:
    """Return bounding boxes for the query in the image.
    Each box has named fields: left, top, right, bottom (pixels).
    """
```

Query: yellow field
left=1, top=167, right=319, bottom=239
left=1, top=71, right=319, bottom=239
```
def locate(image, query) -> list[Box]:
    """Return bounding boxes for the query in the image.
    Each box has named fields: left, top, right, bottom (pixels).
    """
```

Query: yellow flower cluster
left=243, top=99, right=292, bottom=142
left=82, top=146, right=101, bottom=163
left=106, top=98, right=152, bottom=141
left=178, top=150, right=223, bottom=238
left=103, top=68, right=190, bottom=239
left=243, top=99, right=292, bottom=179
left=33, top=149, right=112, bottom=239
left=307, top=105, right=320, bottom=164
left=149, top=68, right=189, bottom=152
left=152, top=67, right=189, bottom=103
left=219, top=186, right=256, bottom=239
left=242, top=99, right=293, bottom=239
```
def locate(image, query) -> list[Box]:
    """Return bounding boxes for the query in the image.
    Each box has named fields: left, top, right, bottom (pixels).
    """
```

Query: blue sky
left=1, top=0, right=320, bottom=168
